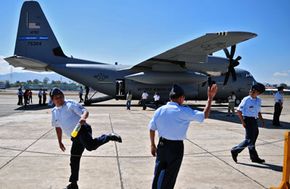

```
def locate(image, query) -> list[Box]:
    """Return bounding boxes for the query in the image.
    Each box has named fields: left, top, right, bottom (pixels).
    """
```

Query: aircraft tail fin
left=14, top=1, right=67, bottom=63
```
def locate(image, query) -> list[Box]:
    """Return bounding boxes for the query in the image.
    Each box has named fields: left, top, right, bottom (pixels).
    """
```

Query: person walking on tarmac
left=50, top=88, right=122, bottom=189
left=272, top=86, right=284, bottom=126
left=148, top=84, right=218, bottom=189
left=231, top=83, right=266, bottom=164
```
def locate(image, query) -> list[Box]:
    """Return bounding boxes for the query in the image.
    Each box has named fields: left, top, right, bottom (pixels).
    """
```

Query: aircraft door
left=116, top=79, right=125, bottom=99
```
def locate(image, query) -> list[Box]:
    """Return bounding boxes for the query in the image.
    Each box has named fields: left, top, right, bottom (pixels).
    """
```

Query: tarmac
left=0, top=90, right=289, bottom=189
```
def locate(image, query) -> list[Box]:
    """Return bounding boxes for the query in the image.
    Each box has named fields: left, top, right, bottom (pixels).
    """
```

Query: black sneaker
left=65, top=182, right=78, bottom=189
left=252, top=158, right=265, bottom=164
left=108, top=133, right=122, bottom=143
left=231, top=151, right=238, bottom=163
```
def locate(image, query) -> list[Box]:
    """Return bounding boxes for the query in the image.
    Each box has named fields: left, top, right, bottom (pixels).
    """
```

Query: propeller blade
left=230, top=45, right=236, bottom=59
left=223, top=71, right=230, bottom=85
left=230, top=67, right=237, bottom=81
left=223, top=48, right=230, bottom=58
left=235, top=56, right=242, bottom=61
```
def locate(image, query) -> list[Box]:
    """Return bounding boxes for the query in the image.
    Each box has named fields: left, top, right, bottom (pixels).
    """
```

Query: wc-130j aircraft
left=5, top=1, right=258, bottom=105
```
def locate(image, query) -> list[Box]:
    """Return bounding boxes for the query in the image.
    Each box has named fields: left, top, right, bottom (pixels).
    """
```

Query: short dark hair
left=278, top=86, right=284, bottom=91
left=169, top=84, right=184, bottom=99
left=251, top=83, right=265, bottom=94
left=50, top=88, right=64, bottom=99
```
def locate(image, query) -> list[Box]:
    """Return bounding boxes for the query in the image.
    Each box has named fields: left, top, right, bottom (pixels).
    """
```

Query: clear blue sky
left=0, top=0, right=290, bottom=85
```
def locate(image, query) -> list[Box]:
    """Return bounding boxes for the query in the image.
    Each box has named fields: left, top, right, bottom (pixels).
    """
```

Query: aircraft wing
left=4, top=55, right=50, bottom=71
left=131, top=31, right=257, bottom=72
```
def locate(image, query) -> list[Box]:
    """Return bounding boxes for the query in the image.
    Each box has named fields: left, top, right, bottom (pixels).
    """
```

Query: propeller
left=223, top=45, right=242, bottom=85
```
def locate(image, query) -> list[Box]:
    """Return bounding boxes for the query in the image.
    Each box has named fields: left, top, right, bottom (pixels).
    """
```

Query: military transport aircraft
left=5, top=1, right=258, bottom=105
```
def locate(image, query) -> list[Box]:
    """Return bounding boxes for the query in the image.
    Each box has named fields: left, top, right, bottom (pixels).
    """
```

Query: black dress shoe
left=252, top=158, right=265, bottom=164
left=108, top=133, right=122, bottom=143
left=231, top=151, right=238, bottom=163
left=65, top=182, right=78, bottom=189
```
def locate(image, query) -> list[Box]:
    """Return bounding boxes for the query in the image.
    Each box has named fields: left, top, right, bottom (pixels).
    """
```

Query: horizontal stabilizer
left=4, top=55, right=49, bottom=71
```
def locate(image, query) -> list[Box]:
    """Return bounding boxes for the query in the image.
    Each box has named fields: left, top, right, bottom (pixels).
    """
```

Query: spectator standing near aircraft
left=227, top=92, right=236, bottom=116
left=126, top=91, right=133, bottom=110
left=17, top=87, right=23, bottom=105
left=38, top=89, right=43, bottom=105
left=273, top=86, right=284, bottom=126
left=85, top=86, right=90, bottom=102
left=29, top=90, right=33, bottom=104
left=153, top=92, right=160, bottom=109
left=43, top=90, right=47, bottom=105
left=79, top=86, right=84, bottom=103
left=141, top=91, right=149, bottom=110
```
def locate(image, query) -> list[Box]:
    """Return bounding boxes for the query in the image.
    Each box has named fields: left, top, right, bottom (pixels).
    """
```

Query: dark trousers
left=152, top=137, right=184, bottom=189
left=141, top=99, right=147, bottom=110
left=273, top=102, right=282, bottom=126
left=17, top=95, right=23, bottom=105
left=38, top=96, right=42, bottom=105
left=79, top=94, right=83, bottom=102
left=231, top=117, right=260, bottom=160
left=69, top=124, right=110, bottom=182
left=126, top=100, right=131, bottom=110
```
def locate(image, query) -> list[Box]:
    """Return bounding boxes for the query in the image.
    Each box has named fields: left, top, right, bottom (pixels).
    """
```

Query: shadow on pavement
left=238, top=162, right=282, bottom=172
left=15, top=104, right=51, bottom=111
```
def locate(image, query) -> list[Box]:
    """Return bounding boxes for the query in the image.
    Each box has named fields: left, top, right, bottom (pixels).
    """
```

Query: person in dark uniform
left=231, top=83, right=266, bottom=164
left=42, top=89, right=47, bottom=105
left=148, top=84, right=218, bottom=189
left=79, top=86, right=84, bottom=103
left=50, top=88, right=122, bottom=189
left=17, top=87, right=23, bottom=105
left=272, top=86, right=284, bottom=126
left=38, top=89, right=43, bottom=105
left=84, top=86, right=90, bottom=102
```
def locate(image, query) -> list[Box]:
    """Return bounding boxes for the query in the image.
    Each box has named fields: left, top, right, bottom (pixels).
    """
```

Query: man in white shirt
left=273, top=86, right=284, bottom=126
left=148, top=84, right=217, bottom=189
left=231, top=83, right=266, bottom=164
left=141, top=91, right=149, bottom=110
left=153, top=92, right=161, bottom=109
left=50, top=88, right=122, bottom=189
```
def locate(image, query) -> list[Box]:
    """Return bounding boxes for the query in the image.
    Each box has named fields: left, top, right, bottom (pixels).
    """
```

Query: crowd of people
left=17, top=87, right=50, bottom=107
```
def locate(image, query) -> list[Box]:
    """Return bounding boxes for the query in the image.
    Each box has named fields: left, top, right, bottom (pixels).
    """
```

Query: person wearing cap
left=148, top=84, right=218, bottom=189
left=50, top=88, right=122, bottom=189
left=272, top=86, right=284, bottom=126
left=231, top=83, right=266, bottom=164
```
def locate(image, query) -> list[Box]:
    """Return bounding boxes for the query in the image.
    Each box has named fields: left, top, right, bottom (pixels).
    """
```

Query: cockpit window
left=245, top=73, right=253, bottom=78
